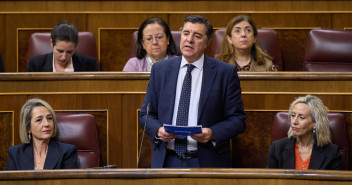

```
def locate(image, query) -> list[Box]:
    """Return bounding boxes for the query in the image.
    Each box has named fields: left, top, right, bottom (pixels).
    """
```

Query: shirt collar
left=180, top=54, right=204, bottom=71
left=146, top=54, right=168, bottom=72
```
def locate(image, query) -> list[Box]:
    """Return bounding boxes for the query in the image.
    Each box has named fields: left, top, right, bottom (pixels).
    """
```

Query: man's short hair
left=182, top=15, right=213, bottom=41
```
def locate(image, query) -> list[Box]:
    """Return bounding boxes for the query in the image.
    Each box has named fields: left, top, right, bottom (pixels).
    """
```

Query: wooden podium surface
left=0, top=72, right=352, bottom=169
left=0, top=168, right=352, bottom=185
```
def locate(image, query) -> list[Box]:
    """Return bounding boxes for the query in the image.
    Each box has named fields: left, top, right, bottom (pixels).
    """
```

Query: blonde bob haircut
left=287, top=95, right=331, bottom=147
left=215, top=15, right=272, bottom=65
left=19, top=98, right=57, bottom=143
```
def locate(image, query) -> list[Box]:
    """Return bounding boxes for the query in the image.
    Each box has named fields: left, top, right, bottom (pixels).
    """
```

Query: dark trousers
left=163, top=149, right=200, bottom=168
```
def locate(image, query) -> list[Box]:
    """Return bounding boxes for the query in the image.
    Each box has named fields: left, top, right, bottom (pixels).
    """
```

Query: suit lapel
left=21, top=144, right=35, bottom=170
left=43, top=53, right=54, bottom=71
left=43, top=140, right=60, bottom=169
left=309, top=142, right=325, bottom=169
left=165, top=57, right=181, bottom=123
left=282, top=138, right=295, bottom=169
left=72, top=54, right=80, bottom=71
left=198, top=55, right=216, bottom=122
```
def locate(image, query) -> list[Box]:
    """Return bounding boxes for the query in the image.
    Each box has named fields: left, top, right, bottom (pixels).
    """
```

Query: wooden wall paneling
left=0, top=111, right=14, bottom=170
left=242, top=94, right=296, bottom=111
left=5, top=14, right=87, bottom=72
left=121, top=94, right=145, bottom=168
left=332, top=13, right=352, bottom=30
left=1, top=1, right=352, bottom=12
left=248, top=13, right=330, bottom=29
left=232, top=111, right=277, bottom=168
left=0, top=15, right=4, bottom=70
left=0, top=96, right=28, bottom=144
left=88, top=14, right=168, bottom=71
left=17, top=29, right=51, bottom=72
left=275, top=29, right=309, bottom=71
left=168, top=13, right=332, bottom=33
left=99, top=29, right=137, bottom=71
left=0, top=95, right=28, bottom=170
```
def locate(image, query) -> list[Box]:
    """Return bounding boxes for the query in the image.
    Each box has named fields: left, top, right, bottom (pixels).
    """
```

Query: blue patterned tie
left=175, top=64, right=195, bottom=157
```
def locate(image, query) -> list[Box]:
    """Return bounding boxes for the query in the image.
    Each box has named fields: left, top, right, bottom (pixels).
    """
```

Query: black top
left=26, top=52, right=100, bottom=72
left=6, top=139, right=78, bottom=170
left=268, top=137, right=343, bottom=170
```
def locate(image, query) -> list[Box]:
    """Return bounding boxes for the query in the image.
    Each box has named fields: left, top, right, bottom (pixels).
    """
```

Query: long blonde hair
left=215, top=15, right=272, bottom=66
left=287, top=95, right=331, bottom=147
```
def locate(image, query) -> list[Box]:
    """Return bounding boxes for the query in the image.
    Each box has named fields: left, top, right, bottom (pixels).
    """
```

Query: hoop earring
left=28, top=133, right=31, bottom=140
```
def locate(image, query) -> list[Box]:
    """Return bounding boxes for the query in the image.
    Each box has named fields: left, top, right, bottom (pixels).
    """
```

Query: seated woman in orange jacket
left=268, top=95, right=342, bottom=170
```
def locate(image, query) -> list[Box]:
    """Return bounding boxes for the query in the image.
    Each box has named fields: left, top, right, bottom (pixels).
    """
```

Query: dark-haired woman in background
left=27, top=22, right=99, bottom=72
left=215, top=15, right=276, bottom=71
left=123, top=17, right=177, bottom=72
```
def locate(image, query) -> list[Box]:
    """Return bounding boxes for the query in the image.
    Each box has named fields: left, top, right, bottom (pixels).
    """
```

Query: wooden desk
left=0, top=168, right=352, bottom=184
left=0, top=72, right=352, bottom=169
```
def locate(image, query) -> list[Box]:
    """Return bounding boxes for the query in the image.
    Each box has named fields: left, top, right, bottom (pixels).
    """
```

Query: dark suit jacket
left=26, top=52, right=100, bottom=72
left=6, top=139, right=78, bottom=170
left=139, top=55, right=246, bottom=168
left=268, top=137, right=343, bottom=170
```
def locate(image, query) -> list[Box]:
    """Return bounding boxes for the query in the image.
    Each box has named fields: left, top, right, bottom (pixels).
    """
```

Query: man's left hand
left=190, top=128, right=213, bottom=143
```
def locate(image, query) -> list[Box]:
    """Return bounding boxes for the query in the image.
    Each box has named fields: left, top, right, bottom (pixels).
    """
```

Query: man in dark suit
left=139, top=15, right=246, bottom=168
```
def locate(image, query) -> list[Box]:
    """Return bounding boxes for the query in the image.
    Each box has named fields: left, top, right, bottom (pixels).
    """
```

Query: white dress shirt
left=167, top=54, right=204, bottom=151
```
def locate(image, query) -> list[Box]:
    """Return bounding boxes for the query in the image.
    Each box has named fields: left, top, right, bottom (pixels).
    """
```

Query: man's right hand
left=157, top=127, right=176, bottom=142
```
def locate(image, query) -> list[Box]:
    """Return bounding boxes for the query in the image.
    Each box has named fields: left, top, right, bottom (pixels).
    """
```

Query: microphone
left=137, top=103, right=150, bottom=168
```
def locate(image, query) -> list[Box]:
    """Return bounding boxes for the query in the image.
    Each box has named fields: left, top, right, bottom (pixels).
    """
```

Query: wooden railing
left=0, top=168, right=352, bottom=184
left=0, top=72, right=352, bottom=169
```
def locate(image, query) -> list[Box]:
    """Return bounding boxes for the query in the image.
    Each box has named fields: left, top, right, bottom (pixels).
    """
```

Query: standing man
left=139, top=15, right=246, bottom=168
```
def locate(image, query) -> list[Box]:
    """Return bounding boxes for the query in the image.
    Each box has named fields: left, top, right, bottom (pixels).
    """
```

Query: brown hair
left=215, top=15, right=272, bottom=66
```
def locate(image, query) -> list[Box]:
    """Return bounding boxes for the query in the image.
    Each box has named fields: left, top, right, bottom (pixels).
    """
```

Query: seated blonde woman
left=215, top=15, right=276, bottom=71
left=268, top=95, right=342, bottom=170
left=6, top=98, right=78, bottom=170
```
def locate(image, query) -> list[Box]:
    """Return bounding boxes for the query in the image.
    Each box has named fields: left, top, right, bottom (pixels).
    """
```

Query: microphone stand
left=137, top=103, right=150, bottom=168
